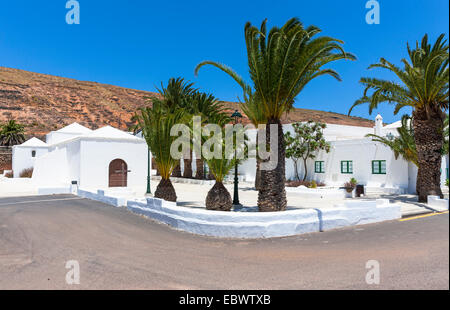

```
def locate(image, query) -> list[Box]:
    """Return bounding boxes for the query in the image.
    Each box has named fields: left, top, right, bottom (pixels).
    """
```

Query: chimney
left=374, top=114, right=383, bottom=136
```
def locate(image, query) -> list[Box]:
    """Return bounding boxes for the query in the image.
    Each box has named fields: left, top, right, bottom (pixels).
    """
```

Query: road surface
left=0, top=195, right=448, bottom=289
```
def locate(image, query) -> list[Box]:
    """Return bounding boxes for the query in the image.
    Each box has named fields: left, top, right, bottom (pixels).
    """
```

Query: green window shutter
left=341, top=161, right=352, bottom=174
left=372, top=160, right=386, bottom=174
left=315, top=161, right=324, bottom=173
left=380, top=160, right=386, bottom=174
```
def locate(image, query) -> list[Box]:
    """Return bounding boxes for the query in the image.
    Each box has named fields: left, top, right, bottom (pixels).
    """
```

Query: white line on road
left=0, top=197, right=85, bottom=206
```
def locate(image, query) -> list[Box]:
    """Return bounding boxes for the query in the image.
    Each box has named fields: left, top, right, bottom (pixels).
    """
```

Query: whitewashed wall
left=441, top=155, right=449, bottom=187
left=12, top=146, right=48, bottom=178
left=46, top=132, right=81, bottom=144
left=297, top=139, right=409, bottom=189
left=79, top=139, right=148, bottom=192
left=31, top=146, right=70, bottom=186
left=237, top=124, right=413, bottom=192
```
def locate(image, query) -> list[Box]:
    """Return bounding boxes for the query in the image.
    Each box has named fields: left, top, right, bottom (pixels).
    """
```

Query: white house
left=12, top=115, right=448, bottom=196
left=237, top=114, right=449, bottom=195
left=12, top=137, right=49, bottom=178
left=12, top=123, right=148, bottom=194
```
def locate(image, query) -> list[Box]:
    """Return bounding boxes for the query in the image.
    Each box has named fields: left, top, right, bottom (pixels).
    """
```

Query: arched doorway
left=109, top=159, right=128, bottom=187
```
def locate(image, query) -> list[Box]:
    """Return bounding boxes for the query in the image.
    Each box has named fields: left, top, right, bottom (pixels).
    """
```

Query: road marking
left=0, top=197, right=84, bottom=206
left=399, top=211, right=449, bottom=221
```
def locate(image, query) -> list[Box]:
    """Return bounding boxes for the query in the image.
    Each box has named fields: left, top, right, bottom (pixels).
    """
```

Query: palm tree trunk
left=205, top=181, right=232, bottom=211
left=172, top=160, right=181, bottom=177
left=413, top=108, right=444, bottom=202
left=195, top=158, right=204, bottom=179
left=155, top=178, right=177, bottom=202
left=258, top=118, right=287, bottom=212
left=183, top=158, right=192, bottom=178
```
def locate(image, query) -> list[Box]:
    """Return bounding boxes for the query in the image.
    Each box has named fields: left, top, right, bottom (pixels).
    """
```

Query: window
left=372, top=160, right=386, bottom=174
left=341, top=161, right=353, bottom=174
left=31, top=150, right=36, bottom=158
left=315, top=161, right=325, bottom=173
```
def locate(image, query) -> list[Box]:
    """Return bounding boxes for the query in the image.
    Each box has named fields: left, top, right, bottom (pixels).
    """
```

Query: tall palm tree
left=196, top=18, right=355, bottom=211
left=349, top=34, right=449, bottom=201
left=0, top=120, right=26, bottom=146
left=366, top=115, right=418, bottom=166
left=136, top=102, right=188, bottom=202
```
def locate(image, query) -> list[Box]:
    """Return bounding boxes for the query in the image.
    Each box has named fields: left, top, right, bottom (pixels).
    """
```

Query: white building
left=237, top=114, right=448, bottom=195
left=12, top=123, right=148, bottom=194
left=12, top=115, right=448, bottom=196
left=12, top=137, right=49, bottom=178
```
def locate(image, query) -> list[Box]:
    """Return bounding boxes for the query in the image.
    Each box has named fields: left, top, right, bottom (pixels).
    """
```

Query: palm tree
left=349, top=34, right=449, bottom=201
left=204, top=152, right=236, bottom=211
left=0, top=120, right=26, bottom=146
left=156, top=77, right=197, bottom=177
left=203, top=127, right=247, bottom=211
left=366, top=115, right=418, bottom=166
left=195, top=63, right=267, bottom=188
left=196, top=18, right=355, bottom=211
left=182, top=91, right=230, bottom=179
left=136, top=102, right=188, bottom=202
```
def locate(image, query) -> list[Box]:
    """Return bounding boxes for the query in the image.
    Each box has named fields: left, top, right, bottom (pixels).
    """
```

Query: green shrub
left=446, top=179, right=449, bottom=187
left=350, top=178, right=357, bottom=186
left=310, top=180, right=317, bottom=188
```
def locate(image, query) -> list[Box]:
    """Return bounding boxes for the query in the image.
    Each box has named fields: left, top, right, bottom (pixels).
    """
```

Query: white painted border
left=427, top=195, right=449, bottom=212
left=75, top=188, right=401, bottom=238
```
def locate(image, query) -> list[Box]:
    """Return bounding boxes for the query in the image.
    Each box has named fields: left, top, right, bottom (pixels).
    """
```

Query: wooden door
left=108, top=159, right=128, bottom=187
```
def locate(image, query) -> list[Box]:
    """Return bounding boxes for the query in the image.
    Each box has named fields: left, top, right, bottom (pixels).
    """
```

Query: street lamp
left=146, top=147, right=152, bottom=196
left=231, top=109, right=243, bottom=206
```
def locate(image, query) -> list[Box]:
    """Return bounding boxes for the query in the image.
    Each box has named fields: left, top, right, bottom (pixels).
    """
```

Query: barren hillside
left=0, top=66, right=374, bottom=139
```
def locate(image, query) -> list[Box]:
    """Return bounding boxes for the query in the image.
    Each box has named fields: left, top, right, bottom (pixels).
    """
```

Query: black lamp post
left=146, top=147, right=152, bottom=195
left=231, top=109, right=243, bottom=205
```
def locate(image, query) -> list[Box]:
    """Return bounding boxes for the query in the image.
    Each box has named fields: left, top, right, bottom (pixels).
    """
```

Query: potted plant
left=343, top=178, right=357, bottom=197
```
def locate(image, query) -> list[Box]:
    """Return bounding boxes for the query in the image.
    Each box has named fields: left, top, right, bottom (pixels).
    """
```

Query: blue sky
left=0, top=0, right=448, bottom=123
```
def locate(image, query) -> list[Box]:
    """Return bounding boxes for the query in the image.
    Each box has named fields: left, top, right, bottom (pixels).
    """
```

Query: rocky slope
left=0, top=66, right=374, bottom=139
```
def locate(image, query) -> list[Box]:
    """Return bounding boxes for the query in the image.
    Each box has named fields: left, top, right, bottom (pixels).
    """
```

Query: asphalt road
left=0, top=195, right=448, bottom=289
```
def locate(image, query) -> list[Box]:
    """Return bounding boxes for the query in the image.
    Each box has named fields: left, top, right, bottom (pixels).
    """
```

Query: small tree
left=284, top=121, right=330, bottom=181
left=0, top=120, right=25, bottom=146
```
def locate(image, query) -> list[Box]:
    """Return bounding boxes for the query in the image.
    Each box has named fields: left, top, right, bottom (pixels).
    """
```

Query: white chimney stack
left=374, top=114, right=383, bottom=136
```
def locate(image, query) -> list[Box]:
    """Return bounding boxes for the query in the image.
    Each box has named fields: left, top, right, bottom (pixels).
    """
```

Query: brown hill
left=0, top=66, right=374, bottom=139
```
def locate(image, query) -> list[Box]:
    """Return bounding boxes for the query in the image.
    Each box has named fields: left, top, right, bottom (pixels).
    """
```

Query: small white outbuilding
left=12, top=137, right=49, bottom=178
left=13, top=123, right=149, bottom=194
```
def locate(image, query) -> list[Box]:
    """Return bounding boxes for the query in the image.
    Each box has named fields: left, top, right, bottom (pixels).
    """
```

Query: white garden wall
left=74, top=188, right=401, bottom=239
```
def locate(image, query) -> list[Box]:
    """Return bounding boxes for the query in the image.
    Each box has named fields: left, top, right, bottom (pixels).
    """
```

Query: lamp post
left=146, top=147, right=152, bottom=196
left=231, top=109, right=242, bottom=206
